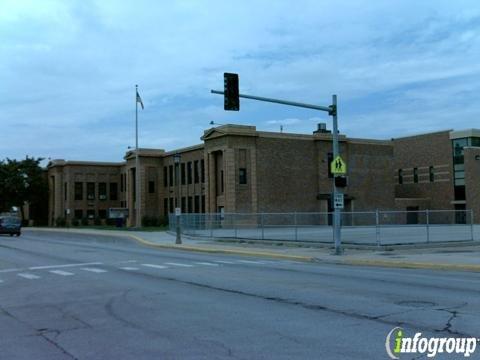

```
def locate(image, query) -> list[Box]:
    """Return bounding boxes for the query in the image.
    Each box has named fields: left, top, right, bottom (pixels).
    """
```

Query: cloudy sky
left=2, top=0, right=480, bottom=163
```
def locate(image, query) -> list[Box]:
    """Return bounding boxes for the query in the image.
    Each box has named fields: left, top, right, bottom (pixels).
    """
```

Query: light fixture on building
left=209, top=121, right=225, bottom=126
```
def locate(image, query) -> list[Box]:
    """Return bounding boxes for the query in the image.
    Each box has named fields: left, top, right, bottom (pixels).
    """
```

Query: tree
left=0, top=157, right=48, bottom=223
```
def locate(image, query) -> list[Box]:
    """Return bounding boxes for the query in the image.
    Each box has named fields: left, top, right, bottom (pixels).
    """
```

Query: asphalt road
left=0, top=230, right=479, bottom=360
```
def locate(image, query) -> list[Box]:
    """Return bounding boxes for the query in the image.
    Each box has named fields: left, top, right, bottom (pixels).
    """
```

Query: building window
left=187, top=162, right=192, bottom=184
left=98, top=209, right=107, bottom=219
left=413, top=168, right=418, bottom=183
left=110, top=183, right=118, bottom=200
left=86, top=182, right=95, bottom=200
left=201, top=159, right=205, bottom=183
left=398, top=169, right=403, bottom=185
left=239, top=168, right=247, bottom=184
left=74, top=182, right=83, bottom=200
left=120, top=174, right=124, bottom=192
left=163, top=166, right=168, bottom=187
left=169, top=198, right=174, bottom=213
left=429, top=166, right=434, bottom=182
left=194, top=195, right=200, bottom=213
left=163, top=198, right=168, bottom=216
left=87, top=209, right=95, bottom=219
left=327, top=153, right=333, bottom=178
left=148, top=181, right=155, bottom=194
left=181, top=163, right=186, bottom=185
left=221, top=170, right=224, bottom=193
left=194, top=160, right=199, bottom=183
left=187, top=196, right=193, bottom=213
left=64, top=182, right=68, bottom=201
left=181, top=197, right=186, bottom=213
left=99, top=182, right=107, bottom=200
left=74, top=209, right=83, bottom=219
left=168, top=165, right=174, bottom=187
left=201, top=195, right=205, bottom=213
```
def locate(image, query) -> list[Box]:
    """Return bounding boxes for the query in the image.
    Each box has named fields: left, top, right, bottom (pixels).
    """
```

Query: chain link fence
left=169, top=210, right=477, bottom=246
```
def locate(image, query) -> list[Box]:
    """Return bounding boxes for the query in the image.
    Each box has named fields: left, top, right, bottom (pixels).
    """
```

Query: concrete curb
left=339, top=259, right=480, bottom=272
left=24, top=228, right=480, bottom=271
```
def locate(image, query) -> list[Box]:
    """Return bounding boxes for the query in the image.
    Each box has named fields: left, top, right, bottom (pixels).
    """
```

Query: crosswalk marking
left=141, top=264, right=167, bottom=269
left=195, top=262, right=219, bottom=266
left=165, top=262, right=193, bottom=267
left=18, top=273, right=40, bottom=280
left=29, top=262, right=102, bottom=270
left=120, top=267, right=139, bottom=271
left=81, top=268, right=107, bottom=273
left=49, top=270, right=74, bottom=276
left=214, top=260, right=236, bottom=264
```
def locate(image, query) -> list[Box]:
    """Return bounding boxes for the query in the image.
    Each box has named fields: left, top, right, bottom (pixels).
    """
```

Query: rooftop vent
left=313, top=123, right=331, bottom=134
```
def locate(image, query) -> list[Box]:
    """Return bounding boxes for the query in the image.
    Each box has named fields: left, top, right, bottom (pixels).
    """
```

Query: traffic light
left=224, top=73, right=239, bottom=111
left=335, top=176, right=347, bottom=188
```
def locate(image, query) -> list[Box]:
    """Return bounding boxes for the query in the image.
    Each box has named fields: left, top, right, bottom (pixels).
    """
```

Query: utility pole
left=135, top=85, right=141, bottom=228
left=174, top=153, right=182, bottom=244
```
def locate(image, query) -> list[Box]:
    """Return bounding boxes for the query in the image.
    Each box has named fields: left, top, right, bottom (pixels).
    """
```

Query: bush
left=81, top=217, right=89, bottom=226
left=142, top=215, right=168, bottom=227
left=55, top=217, right=66, bottom=227
left=71, top=218, right=79, bottom=227
left=106, top=218, right=116, bottom=226
left=93, top=217, right=102, bottom=226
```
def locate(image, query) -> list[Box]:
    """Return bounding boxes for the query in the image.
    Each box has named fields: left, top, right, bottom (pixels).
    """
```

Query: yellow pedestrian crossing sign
left=330, top=155, right=347, bottom=175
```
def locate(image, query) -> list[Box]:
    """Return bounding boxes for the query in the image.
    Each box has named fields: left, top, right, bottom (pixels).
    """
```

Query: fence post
left=234, top=213, right=238, bottom=239
left=294, top=212, right=298, bottom=241
left=261, top=213, right=264, bottom=240
left=470, top=209, right=474, bottom=241
left=426, top=209, right=430, bottom=243
left=210, top=213, right=214, bottom=238
left=375, top=209, right=380, bottom=247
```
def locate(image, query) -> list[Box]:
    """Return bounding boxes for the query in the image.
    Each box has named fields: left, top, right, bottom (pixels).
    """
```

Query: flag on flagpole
left=136, top=90, right=144, bottom=110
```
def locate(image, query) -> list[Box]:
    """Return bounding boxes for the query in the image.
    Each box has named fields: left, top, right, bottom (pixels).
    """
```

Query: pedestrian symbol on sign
left=330, top=155, right=347, bottom=175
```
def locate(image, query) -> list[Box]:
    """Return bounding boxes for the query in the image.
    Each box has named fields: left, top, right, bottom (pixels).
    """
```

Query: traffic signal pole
left=331, top=95, right=342, bottom=255
left=211, top=84, right=343, bottom=255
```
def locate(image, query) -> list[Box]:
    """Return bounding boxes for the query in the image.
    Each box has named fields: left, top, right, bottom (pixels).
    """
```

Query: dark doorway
left=327, top=199, right=333, bottom=226
left=455, top=204, right=466, bottom=224
left=406, top=206, right=419, bottom=224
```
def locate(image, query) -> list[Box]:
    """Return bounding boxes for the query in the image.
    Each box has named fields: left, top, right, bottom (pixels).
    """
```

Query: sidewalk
left=26, top=227, right=480, bottom=272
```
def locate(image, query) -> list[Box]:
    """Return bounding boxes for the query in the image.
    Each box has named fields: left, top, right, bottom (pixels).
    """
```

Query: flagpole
left=135, top=84, right=141, bottom=228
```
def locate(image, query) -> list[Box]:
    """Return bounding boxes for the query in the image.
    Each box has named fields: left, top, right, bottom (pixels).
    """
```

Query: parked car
left=0, top=216, right=21, bottom=237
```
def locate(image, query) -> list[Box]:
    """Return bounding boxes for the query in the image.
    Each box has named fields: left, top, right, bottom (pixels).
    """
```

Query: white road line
left=18, top=273, right=41, bottom=280
left=29, top=262, right=103, bottom=270
left=120, top=267, right=139, bottom=271
left=81, top=268, right=107, bottom=273
left=141, top=264, right=168, bottom=269
left=0, top=280, right=3, bottom=283
left=236, top=260, right=264, bottom=264
left=0, top=268, right=22, bottom=273
left=49, top=270, right=74, bottom=276
left=118, top=260, right=137, bottom=264
left=195, top=262, right=219, bottom=266
left=214, top=260, right=236, bottom=264
left=164, top=262, right=193, bottom=268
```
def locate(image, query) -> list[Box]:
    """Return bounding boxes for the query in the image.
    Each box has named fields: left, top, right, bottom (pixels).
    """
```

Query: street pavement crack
left=132, top=272, right=468, bottom=338
left=38, top=329, right=78, bottom=360
left=434, top=303, right=469, bottom=336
